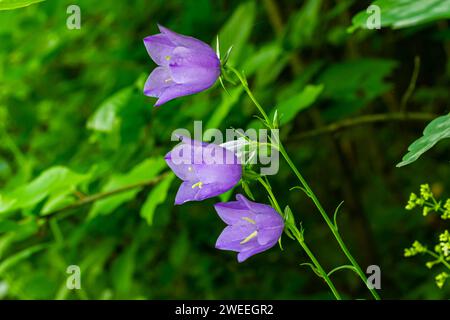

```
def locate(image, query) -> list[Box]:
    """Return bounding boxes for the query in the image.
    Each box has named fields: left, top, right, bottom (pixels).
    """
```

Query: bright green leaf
left=140, top=173, right=175, bottom=225
left=87, top=87, right=133, bottom=133
left=272, top=84, right=324, bottom=126
left=0, top=166, right=90, bottom=215
left=217, top=1, right=255, bottom=65
left=349, top=0, right=450, bottom=32
left=0, top=0, right=45, bottom=10
left=88, top=158, right=166, bottom=218
left=397, top=114, right=450, bottom=167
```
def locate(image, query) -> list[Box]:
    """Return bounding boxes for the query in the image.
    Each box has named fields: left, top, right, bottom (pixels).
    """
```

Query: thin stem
left=288, top=112, right=437, bottom=141
left=226, top=66, right=271, bottom=125
left=230, top=67, right=380, bottom=299
left=257, top=177, right=342, bottom=300
left=279, top=141, right=380, bottom=300
left=426, top=250, right=450, bottom=270
left=44, top=172, right=169, bottom=219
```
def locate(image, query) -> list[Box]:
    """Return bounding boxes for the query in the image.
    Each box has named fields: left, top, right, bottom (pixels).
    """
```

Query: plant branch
left=288, top=112, right=437, bottom=142
left=43, top=172, right=169, bottom=219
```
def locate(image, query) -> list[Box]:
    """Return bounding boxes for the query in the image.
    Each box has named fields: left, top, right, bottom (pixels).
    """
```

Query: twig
left=400, top=56, right=421, bottom=111
left=288, top=112, right=437, bottom=142
left=44, top=172, right=169, bottom=219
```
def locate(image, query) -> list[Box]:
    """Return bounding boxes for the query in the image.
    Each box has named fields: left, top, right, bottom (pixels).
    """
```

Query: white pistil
left=242, top=217, right=256, bottom=224
left=191, top=181, right=203, bottom=189
left=240, top=230, right=258, bottom=244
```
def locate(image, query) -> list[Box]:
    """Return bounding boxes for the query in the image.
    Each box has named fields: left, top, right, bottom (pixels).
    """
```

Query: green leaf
left=87, top=87, right=133, bottom=133
left=0, top=243, right=48, bottom=275
left=0, top=0, right=45, bottom=10
left=88, top=158, right=166, bottom=218
left=319, top=59, right=397, bottom=119
left=284, top=205, right=296, bottom=227
left=0, top=166, right=90, bottom=215
left=397, top=114, right=450, bottom=167
left=111, top=245, right=136, bottom=297
left=217, top=1, right=255, bottom=65
left=271, top=84, right=324, bottom=126
left=140, top=173, right=175, bottom=225
left=287, top=0, right=323, bottom=48
left=349, top=0, right=450, bottom=32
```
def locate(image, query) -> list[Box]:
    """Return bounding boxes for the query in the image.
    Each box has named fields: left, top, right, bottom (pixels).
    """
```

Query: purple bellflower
left=214, top=194, right=284, bottom=262
left=165, top=136, right=242, bottom=205
left=143, top=25, right=221, bottom=106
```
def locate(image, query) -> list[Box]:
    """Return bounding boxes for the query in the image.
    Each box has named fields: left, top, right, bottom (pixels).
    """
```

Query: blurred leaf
left=0, top=0, right=44, bottom=10
left=0, top=166, right=90, bottom=215
left=350, top=0, right=450, bottom=31
left=206, top=87, right=243, bottom=129
left=217, top=1, right=255, bottom=65
left=287, top=0, right=322, bottom=48
left=140, top=173, right=175, bottom=225
left=0, top=244, right=48, bottom=275
left=397, top=114, right=450, bottom=167
left=319, top=59, right=397, bottom=119
left=111, top=245, right=136, bottom=297
left=272, top=84, right=324, bottom=126
left=88, top=158, right=166, bottom=218
left=169, top=231, right=189, bottom=267
left=87, top=87, right=134, bottom=133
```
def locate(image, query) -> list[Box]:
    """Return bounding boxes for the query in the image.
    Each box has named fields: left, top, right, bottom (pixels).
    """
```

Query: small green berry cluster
left=404, top=241, right=427, bottom=257
left=404, top=184, right=450, bottom=289
left=405, top=184, right=450, bottom=219
left=435, top=272, right=449, bottom=289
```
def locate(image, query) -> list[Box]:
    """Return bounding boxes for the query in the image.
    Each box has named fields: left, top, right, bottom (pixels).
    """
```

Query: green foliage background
left=0, top=0, right=449, bottom=299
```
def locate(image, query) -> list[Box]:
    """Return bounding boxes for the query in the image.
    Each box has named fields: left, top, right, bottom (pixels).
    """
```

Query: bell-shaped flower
left=165, top=136, right=242, bottom=205
left=143, top=25, right=221, bottom=106
left=214, top=194, right=284, bottom=262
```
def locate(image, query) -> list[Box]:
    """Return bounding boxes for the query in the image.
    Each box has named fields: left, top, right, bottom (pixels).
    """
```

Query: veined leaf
left=397, top=114, right=450, bottom=167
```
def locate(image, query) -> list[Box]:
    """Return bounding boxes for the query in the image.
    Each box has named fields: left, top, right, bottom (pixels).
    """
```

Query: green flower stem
left=277, top=143, right=380, bottom=300
left=426, top=250, right=450, bottom=270
left=228, top=66, right=380, bottom=300
left=257, top=178, right=342, bottom=300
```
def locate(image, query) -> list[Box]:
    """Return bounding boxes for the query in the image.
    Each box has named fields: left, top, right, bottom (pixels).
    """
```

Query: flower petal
left=143, top=34, right=176, bottom=66
left=215, top=225, right=257, bottom=251
left=143, top=66, right=174, bottom=98
left=174, top=181, right=232, bottom=204
left=235, top=194, right=273, bottom=214
left=174, top=181, right=200, bottom=205
left=194, top=145, right=241, bottom=183
left=237, top=242, right=275, bottom=263
left=158, top=24, right=212, bottom=51
left=257, top=225, right=283, bottom=246
left=164, top=150, right=198, bottom=182
left=214, top=201, right=255, bottom=225
left=154, top=83, right=208, bottom=106
left=168, top=47, right=220, bottom=87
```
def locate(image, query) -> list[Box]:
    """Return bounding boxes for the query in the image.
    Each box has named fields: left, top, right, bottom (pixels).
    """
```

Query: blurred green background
left=0, top=0, right=449, bottom=299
